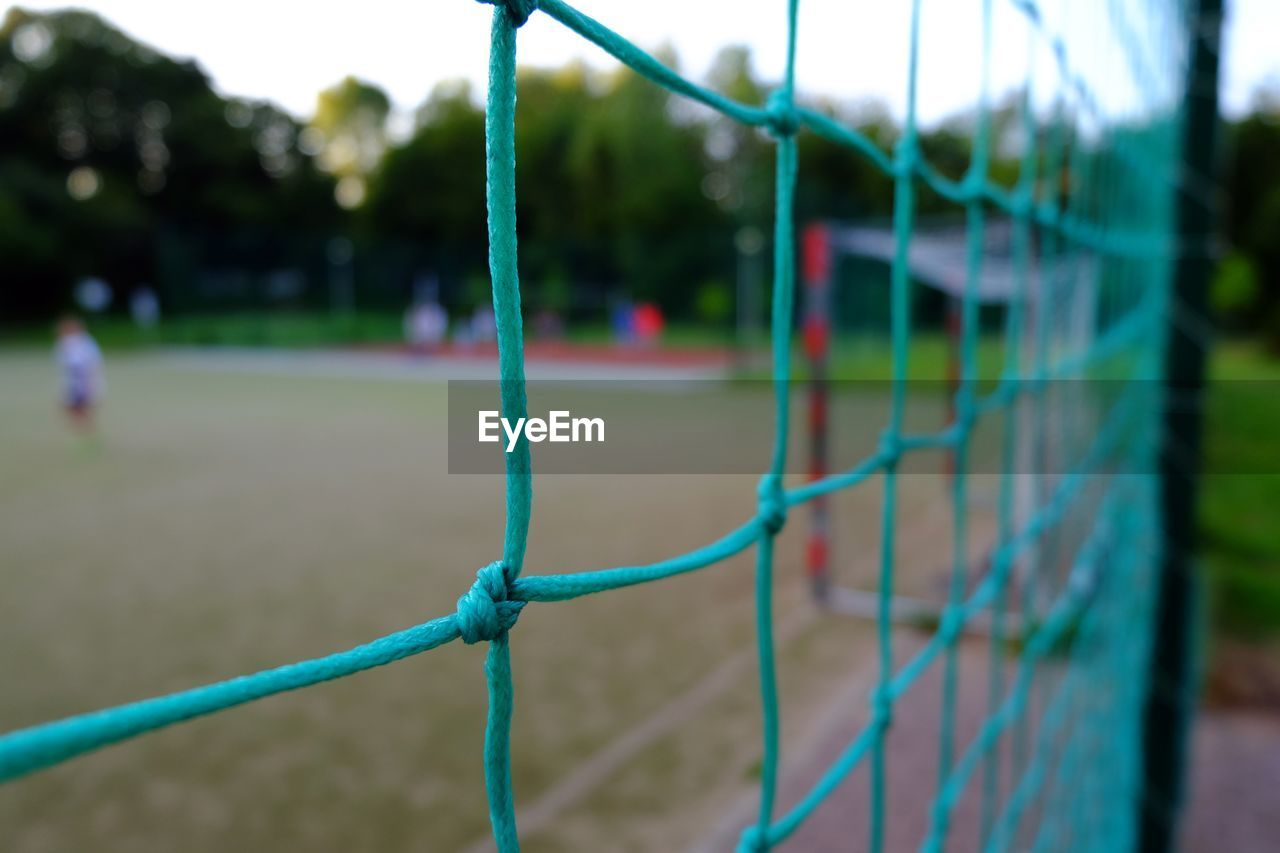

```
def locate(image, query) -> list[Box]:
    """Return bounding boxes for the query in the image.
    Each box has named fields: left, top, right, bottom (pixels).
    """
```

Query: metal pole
left=1139, top=0, right=1222, bottom=848
left=802, top=222, right=832, bottom=603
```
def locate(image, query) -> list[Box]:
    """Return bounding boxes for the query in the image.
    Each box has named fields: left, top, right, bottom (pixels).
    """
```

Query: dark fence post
left=1139, top=0, right=1224, bottom=849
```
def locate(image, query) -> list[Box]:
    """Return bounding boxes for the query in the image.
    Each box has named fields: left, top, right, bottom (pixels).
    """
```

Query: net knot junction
left=478, top=0, right=538, bottom=27
left=757, top=474, right=788, bottom=535
left=456, top=561, right=525, bottom=643
left=764, top=89, right=800, bottom=137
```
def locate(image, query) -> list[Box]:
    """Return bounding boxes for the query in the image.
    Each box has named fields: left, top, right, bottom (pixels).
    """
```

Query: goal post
left=801, top=217, right=1063, bottom=617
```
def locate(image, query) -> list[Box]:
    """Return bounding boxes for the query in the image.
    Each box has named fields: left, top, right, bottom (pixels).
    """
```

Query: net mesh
left=0, top=0, right=1196, bottom=850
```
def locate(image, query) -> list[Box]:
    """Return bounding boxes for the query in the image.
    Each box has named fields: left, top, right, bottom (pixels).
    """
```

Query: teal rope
left=935, top=505, right=1121, bottom=821
left=515, top=520, right=762, bottom=601
left=891, top=382, right=1147, bottom=698
left=869, top=0, right=922, bottom=848
left=485, top=10, right=533, bottom=582
left=748, top=372, right=1150, bottom=847
left=479, top=5, right=530, bottom=849
left=929, top=0, right=993, bottom=845
left=979, top=25, right=1037, bottom=846
left=538, top=0, right=1170, bottom=263
left=1006, top=30, right=1045, bottom=801
left=0, top=2, right=1189, bottom=851
left=742, top=5, right=801, bottom=851
left=0, top=615, right=462, bottom=781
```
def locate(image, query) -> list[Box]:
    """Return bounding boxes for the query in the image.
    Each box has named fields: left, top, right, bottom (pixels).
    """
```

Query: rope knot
left=763, top=90, right=799, bottom=137
left=878, top=430, right=902, bottom=465
left=894, top=136, right=920, bottom=177
left=1012, top=188, right=1035, bottom=217
left=961, top=171, right=985, bottom=201
left=870, top=686, right=894, bottom=728
left=756, top=475, right=788, bottom=536
left=477, top=0, right=538, bottom=27
left=939, top=604, right=965, bottom=641
left=456, top=561, right=525, bottom=644
left=737, top=825, right=770, bottom=853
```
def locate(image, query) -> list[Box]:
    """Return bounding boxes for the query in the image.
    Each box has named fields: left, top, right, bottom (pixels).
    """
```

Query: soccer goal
left=798, top=218, right=1101, bottom=626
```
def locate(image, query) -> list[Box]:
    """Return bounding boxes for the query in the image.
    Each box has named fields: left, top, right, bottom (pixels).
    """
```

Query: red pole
left=802, top=222, right=832, bottom=603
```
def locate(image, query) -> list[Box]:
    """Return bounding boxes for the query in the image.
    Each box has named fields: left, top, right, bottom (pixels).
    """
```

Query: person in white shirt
left=54, top=315, right=104, bottom=436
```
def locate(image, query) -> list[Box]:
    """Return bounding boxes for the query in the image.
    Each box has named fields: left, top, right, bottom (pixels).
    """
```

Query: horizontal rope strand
left=0, top=615, right=461, bottom=782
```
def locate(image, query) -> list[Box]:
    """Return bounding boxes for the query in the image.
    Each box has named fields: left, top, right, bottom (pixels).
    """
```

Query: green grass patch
left=1201, top=339, right=1280, bottom=639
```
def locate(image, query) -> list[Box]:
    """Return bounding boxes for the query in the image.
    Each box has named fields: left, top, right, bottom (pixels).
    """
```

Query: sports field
left=0, top=349, right=983, bottom=852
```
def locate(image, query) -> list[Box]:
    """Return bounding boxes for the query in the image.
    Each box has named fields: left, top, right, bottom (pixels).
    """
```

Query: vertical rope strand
left=482, top=7, right=532, bottom=851
left=747, top=3, right=801, bottom=848
left=978, top=20, right=1037, bottom=848
left=749, top=134, right=796, bottom=846
left=486, top=11, right=533, bottom=578
left=1019, top=38, right=1072, bottom=843
left=996, top=22, right=1041, bottom=845
left=870, top=1, right=922, bottom=850
left=929, top=0, right=994, bottom=847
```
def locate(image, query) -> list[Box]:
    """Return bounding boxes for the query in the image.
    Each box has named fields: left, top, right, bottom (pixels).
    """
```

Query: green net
left=0, top=0, right=1198, bottom=850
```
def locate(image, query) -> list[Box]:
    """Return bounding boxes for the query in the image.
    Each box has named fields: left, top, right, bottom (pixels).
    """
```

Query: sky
left=10, top=0, right=1278, bottom=127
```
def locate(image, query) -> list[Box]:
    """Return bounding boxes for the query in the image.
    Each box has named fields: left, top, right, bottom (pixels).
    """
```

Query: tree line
left=1, top=8, right=1277, bottom=340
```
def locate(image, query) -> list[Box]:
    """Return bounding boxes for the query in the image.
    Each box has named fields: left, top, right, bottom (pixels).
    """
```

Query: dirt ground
left=0, top=351, right=960, bottom=852
left=696, top=646, right=1280, bottom=853
left=2, top=349, right=1261, bottom=852
left=1181, top=709, right=1280, bottom=853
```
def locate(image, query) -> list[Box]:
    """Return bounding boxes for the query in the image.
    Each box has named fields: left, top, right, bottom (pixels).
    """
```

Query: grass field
left=2, top=334, right=1274, bottom=851
left=0, top=349, right=972, bottom=853
left=1202, top=342, right=1280, bottom=641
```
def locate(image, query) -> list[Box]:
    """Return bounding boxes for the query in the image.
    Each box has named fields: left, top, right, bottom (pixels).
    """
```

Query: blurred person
left=404, top=298, right=448, bottom=355
left=470, top=305, right=497, bottom=345
left=453, top=304, right=496, bottom=350
left=130, top=286, right=161, bottom=330
left=533, top=307, right=565, bottom=340
left=633, top=302, right=665, bottom=347
left=54, top=315, right=105, bottom=442
left=610, top=296, right=636, bottom=346
left=74, top=276, right=112, bottom=314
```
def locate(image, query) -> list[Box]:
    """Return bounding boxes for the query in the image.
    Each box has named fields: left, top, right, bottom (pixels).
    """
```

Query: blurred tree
left=796, top=99, right=896, bottom=221
left=917, top=121, right=973, bottom=213
left=309, top=76, right=390, bottom=209
left=361, top=79, right=487, bottom=283
left=565, top=53, right=727, bottom=312
left=703, top=46, right=771, bottom=226
left=0, top=8, right=338, bottom=320
left=8, top=6, right=1279, bottom=337
left=1222, top=93, right=1280, bottom=347
left=366, top=59, right=729, bottom=317
left=1211, top=251, right=1260, bottom=321
left=693, top=279, right=732, bottom=326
